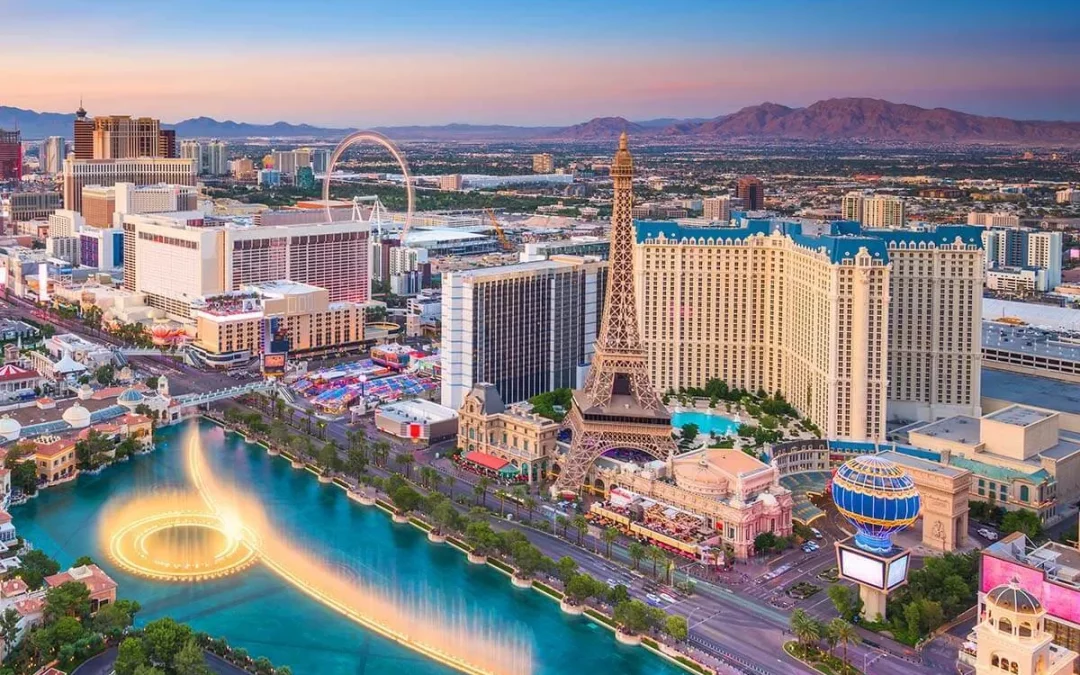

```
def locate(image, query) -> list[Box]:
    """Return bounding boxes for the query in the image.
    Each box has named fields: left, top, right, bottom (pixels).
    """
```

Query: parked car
left=978, top=528, right=999, bottom=541
left=811, top=528, right=823, bottom=539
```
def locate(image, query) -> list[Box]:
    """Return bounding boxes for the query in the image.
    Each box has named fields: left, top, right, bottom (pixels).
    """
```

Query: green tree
left=115, top=637, right=149, bottom=675
left=628, top=542, right=646, bottom=570
left=665, top=615, right=689, bottom=642
left=555, top=515, right=569, bottom=538
left=511, top=542, right=545, bottom=579
left=680, top=423, right=699, bottom=444
left=754, top=532, right=778, bottom=555
left=142, top=617, right=194, bottom=667
left=613, top=599, right=651, bottom=634
left=51, top=616, right=85, bottom=647
left=0, top=607, right=20, bottom=649
left=827, top=583, right=863, bottom=622
left=565, top=574, right=598, bottom=605
left=173, top=638, right=212, bottom=675
left=555, top=556, right=579, bottom=582
left=602, top=526, right=620, bottom=558
left=607, top=584, right=631, bottom=605
left=45, top=581, right=91, bottom=622
left=317, top=442, right=340, bottom=474
left=646, top=545, right=666, bottom=579
left=346, top=448, right=368, bottom=479
left=571, top=515, right=588, bottom=547
left=790, top=608, right=821, bottom=654
left=16, top=549, right=60, bottom=589
left=92, top=599, right=140, bottom=636
left=395, top=452, right=415, bottom=480
left=134, top=666, right=167, bottom=675
left=1001, top=509, right=1042, bottom=539
left=464, top=520, right=500, bottom=556
left=829, top=618, right=860, bottom=668
left=10, top=458, right=39, bottom=496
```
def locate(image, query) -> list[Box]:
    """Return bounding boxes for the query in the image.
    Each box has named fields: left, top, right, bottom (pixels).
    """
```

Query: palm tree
left=572, top=515, right=588, bottom=547
left=628, top=542, right=646, bottom=570
left=316, top=420, right=327, bottom=440
left=602, top=526, right=620, bottom=558
left=646, top=545, right=666, bottom=579
left=523, top=496, right=537, bottom=523
left=395, top=452, right=415, bottom=480
left=431, top=472, right=444, bottom=495
left=790, top=609, right=821, bottom=655
left=496, top=490, right=508, bottom=516
left=475, top=476, right=492, bottom=506
left=828, top=618, right=859, bottom=668
left=373, top=441, right=391, bottom=468
left=555, top=515, right=569, bottom=538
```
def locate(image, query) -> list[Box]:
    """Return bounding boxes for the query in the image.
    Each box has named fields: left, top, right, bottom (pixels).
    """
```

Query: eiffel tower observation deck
left=552, top=133, right=676, bottom=497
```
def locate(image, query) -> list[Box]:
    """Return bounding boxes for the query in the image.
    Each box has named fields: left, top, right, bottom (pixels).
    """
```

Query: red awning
left=463, top=451, right=509, bottom=471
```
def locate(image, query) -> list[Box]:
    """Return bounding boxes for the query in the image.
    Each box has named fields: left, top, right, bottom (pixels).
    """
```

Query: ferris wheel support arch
left=322, top=130, right=415, bottom=238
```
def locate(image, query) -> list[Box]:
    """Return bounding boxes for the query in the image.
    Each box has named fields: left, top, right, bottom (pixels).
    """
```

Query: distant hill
left=544, top=117, right=645, bottom=141
left=663, top=98, right=1080, bottom=144
left=4, top=98, right=1080, bottom=144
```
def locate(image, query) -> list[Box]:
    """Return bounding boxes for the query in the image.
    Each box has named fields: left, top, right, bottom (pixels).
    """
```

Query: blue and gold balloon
left=831, top=455, right=920, bottom=554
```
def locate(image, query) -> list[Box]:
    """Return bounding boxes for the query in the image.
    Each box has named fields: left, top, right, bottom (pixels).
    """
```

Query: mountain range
left=3, top=98, right=1079, bottom=145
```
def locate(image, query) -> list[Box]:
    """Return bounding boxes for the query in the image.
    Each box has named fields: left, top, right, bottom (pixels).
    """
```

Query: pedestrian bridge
left=174, top=381, right=274, bottom=407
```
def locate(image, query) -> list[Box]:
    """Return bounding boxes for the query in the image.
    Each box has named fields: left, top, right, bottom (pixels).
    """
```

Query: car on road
left=659, top=593, right=676, bottom=604
left=645, top=593, right=662, bottom=606
left=606, top=578, right=618, bottom=588
left=811, top=527, right=823, bottom=539
left=977, top=528, right=999, bottom=541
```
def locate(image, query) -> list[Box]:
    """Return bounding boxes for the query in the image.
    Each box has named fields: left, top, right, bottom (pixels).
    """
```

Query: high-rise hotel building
left=634, top=221, right=984, bottom=440
left=440, top=256, right=607, bottom=410
left=122, top=212, right=371, bottom=317
left=63, top=158, right=197, bottom=212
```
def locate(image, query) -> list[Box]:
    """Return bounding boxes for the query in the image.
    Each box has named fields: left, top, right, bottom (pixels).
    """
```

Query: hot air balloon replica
left=830, top=455, right=921, bottom=622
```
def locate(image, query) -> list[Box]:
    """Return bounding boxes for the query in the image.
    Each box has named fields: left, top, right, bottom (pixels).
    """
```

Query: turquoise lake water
left=670, top=410, right=740, bottom=437
left=13, top=419, right=683, bottom=675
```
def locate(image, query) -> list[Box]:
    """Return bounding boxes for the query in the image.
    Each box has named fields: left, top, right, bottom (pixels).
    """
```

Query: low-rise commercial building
left=456, top=383, right=560, bottom=483
left=588, top=447, right=794, bottom=560
left=374, top=399, right=458, bottom=442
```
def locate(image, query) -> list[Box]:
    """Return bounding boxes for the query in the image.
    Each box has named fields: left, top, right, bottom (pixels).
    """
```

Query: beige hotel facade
left=633, top=221, right=984, bottom=441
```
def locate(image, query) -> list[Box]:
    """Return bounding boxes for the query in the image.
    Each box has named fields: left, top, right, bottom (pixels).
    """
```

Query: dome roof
left=62, top=403, right=91, bottom=428
left=0, top=415, right=21, bottom=438
left=118, top=388, right=145, bottom=403
left=987, top=582, right=1042, bottom=615
left=831, top=455, right=921, bottom=554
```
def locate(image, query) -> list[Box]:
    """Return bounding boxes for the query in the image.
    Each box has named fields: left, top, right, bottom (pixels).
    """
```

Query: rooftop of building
left=984, top=298, right=1080, bottom=332
left=634, top=219, right=982, bottom=264
left=876, top=449, right=971, bottom=478
left=985, top=533, right=1080, bottom=590
left=376, top=399, right=457, bottom=424
left=983, top=322, right=1080, bottom=364
left=450, top=259, right=570, bottom=279
left=247, top=280, right=324, bottom=297
left=985, top=405, right=1054, bottom=427
left=983, top=370, right=1080, bottom=415
left=44, top=564, right=117, bottom=595
left=908, top=415, right=982, bottom=444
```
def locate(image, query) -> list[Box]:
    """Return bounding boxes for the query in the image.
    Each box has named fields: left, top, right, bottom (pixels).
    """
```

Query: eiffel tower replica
left=552, top=133, right=676, bottom=497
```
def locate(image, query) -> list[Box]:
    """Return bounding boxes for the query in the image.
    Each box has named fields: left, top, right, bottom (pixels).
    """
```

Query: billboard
left=262, top=353, right=286, bottom=377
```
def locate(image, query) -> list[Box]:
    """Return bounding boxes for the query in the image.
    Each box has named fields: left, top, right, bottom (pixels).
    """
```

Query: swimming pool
left=670, top=409, right=740, bottom=436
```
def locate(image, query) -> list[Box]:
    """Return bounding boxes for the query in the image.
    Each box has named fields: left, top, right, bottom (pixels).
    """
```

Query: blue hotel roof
left=634, top=220, right=983, bottom=265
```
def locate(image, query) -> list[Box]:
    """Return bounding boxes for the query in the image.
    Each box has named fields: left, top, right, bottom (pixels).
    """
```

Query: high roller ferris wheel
left=321, top=130, right=415, bottom=240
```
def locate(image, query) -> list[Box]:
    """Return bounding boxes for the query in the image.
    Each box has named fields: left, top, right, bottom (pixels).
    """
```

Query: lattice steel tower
left=552, top=133, right=676, bottom=496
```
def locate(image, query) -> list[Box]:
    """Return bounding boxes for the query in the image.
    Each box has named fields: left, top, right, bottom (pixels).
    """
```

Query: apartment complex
left=735, top=176, right=764, bottom=210
left=190, top=281, right=366, bottom=368
left=532, top=153, right=554, bottom=174
left=441, top=256, right=607, bottom=410
left=842, top=192, right=906, bottom=228
left=983, top=228, right=1063, bottom=290
left=703, top=196, right=740, bottom=222
left=62, top=158, right=197, bottom=212
left=969, top=211, right=1023, bottom=227
left=180, top=139, right=229, bottom=175
left=633, top=221, right=983, bottom=439
left=123, top=212, right=371, bottom=316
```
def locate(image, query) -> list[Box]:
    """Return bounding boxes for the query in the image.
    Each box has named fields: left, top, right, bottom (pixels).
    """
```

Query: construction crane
left=485, top=208, right=515, bottom=252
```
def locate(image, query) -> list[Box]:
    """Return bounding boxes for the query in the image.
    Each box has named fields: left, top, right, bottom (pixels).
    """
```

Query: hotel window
left=1020, top=485, right=1029, bottom=503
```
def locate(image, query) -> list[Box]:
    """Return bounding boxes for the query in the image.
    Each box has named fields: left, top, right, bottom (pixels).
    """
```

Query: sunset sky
left=5, top=0, right=1079, bottom=126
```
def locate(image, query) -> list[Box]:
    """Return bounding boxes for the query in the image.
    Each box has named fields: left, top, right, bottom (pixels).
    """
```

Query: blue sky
left=4, top=0, right=1079, bottom=125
